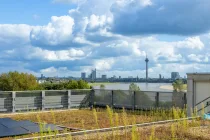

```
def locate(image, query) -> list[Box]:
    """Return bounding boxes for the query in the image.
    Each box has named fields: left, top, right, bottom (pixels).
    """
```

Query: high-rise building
left=171, top=72, right=180, bottom=80
left=102, top=75, right=107, bottom=79
left=81, top=72, right=86, bottom=79
left=145, top=55, right=149, bottom=82
left=90, top=69, right=97, bottom=80
left=159, top=74, right=162, bottom=80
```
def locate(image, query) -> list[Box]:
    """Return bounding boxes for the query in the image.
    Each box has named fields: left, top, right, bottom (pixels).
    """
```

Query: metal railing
left=0, top=90, right=92, bottom=113
left=0, top=89, right=186, bottom=113
left=92, top=90, right=186, bottom=109
left=196, top=96, right=210, bottom=113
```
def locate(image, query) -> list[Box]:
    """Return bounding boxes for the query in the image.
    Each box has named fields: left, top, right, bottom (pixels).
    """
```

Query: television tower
left=145, top=55, right=149, bottom=82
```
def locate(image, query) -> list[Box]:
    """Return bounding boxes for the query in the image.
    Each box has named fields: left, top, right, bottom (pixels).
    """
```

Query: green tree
left=172, top=79, right=184, bottom=92
left=77, top=80, right=90, bottom=89
left=39, top=82, right=53, bottom=90
left=40, top=80, right=90, bottom=90
left=0, top=71, right=40, bottom=91
left=129, top=83, right=140, bottom=91
left=65, top=80, right=78, bottom=89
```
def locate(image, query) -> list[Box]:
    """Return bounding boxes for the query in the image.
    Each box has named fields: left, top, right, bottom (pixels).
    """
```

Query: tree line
left=0, top=71, right=90, bottom=91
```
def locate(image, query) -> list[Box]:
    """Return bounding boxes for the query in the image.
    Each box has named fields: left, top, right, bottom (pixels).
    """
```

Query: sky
left=0, top=0, right=210, bottom=78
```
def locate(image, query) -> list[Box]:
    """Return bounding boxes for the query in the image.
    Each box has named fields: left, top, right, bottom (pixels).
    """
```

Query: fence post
left=156, top=92, right=159, bottom=108
left=42, top=91, right=45, bottom=111
left=111, top=90, right=114, bottom=108
left=68, top=90, right=71, bottom=109
left=184, top=92, right=187, bottom=106
left=133, top=91, right=136, bottom=110
left=12, top=91, right=16, bottom=113
left=90, top=89, right=94, bottom=109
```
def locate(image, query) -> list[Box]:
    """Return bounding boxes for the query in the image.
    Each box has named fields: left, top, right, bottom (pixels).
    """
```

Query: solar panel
left=17, top=120, right=37, bottom=127
left=0, top=124, right=29, bottom=137
left=0, top=119, right=22, bottom=128
left=7, top=127, right=30, bottom=136
left=24, top=125, right=47, bottom=133
left=0, top=124, right=10, bottom=137
left=0, top=118, right=64, bottom=138
left=0, top=118, right=13, bottom=123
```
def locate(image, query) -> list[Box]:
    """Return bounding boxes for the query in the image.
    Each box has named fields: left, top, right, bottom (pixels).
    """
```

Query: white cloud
left=27, top=47, right=86, bottom=61
left=139, top=37, right=182, bottom=62
left=86, top=14, right=112, bottom=31
left=30, top=16, right=75, bottom=46
left=40, top=67, right=57, bottom=73
left=175, top=37, right=204, bottom=50
left=2, top=45, right=86, bottom=61
left=90, top=40, right=146, bottom=58
left=0, top=24, right=32, bottom=46
left=93, top=59, right=115, bottom=71
left=40, top=66, right=80, bottom=77
left=30, top=15, right=100, bottom=49
left=187, top=54, right=209, bottom=63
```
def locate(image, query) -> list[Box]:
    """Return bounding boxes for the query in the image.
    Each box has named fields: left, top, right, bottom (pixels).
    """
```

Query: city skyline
left=0, top=0, right=210, bottom=78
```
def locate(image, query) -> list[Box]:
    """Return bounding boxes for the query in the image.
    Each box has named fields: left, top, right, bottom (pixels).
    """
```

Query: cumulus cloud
left=137, top=36, right=206, bottom=64
left=2, top=46, right=86, bottom=61
left=175, top=37, right=204, bottom=50
left=40, top=66, right=80, bottom=77
left=86, top=14, right=112, bottom=32
left=30, top=16, right=75, bottom=48
left=138, top=37, right=183, bottom=63
left=111, top=0, right=210, bottom=35
left=187, top=54, right=209, bottom=63
left=74, top=0, right=114, bottom=16
left=90, top=40, right=145, bottom=58
left=93, top=59, right=115, bottom=71
left=0, top=24, right=32, bottom=49
left=30, top=15, right=99, bottom=49
left=28, top=47, right=86, bottom=61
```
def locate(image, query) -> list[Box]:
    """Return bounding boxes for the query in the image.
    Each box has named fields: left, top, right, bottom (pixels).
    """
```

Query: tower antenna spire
left=145, top=54, right=149, bottom=82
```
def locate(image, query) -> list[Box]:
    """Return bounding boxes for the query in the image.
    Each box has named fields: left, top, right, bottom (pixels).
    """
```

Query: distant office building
left=171, top=72, right=180, bottom=80
left=102, top=75, right=107, bottom=79
left=81, top=72, right=86, bottom=79
left=90, top=69, right=97, bottom=81
left=41, top=74, right=44, bottom=79
left=119, top=76, right=121, bottom=79
left=159, top=74, right=162, bottom=79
